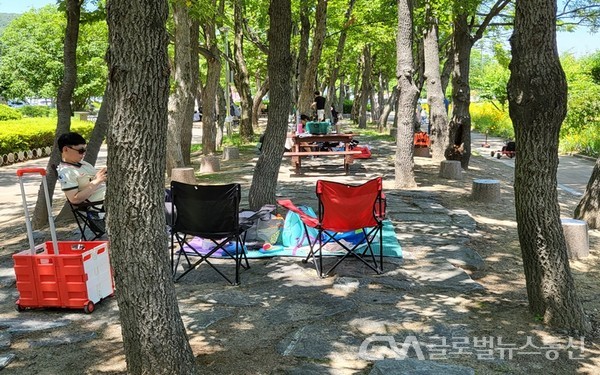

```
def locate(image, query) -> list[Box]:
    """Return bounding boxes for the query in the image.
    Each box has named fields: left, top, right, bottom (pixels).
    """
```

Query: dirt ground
left=0, top=132, right=599, bottom=374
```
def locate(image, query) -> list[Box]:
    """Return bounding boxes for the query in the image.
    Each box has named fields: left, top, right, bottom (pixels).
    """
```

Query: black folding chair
left=169, top=181, right=257, bottom=285
left=69, top=200, right=106, bottom=241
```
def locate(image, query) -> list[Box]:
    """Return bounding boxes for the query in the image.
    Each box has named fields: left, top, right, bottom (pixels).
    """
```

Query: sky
left=1, top=0, right=599, bottom=58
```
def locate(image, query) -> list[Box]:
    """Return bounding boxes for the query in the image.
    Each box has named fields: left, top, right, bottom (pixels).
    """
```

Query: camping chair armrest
left=277, top=199, right=320, bottom=228
left=72, top=200, right=105, bottom=212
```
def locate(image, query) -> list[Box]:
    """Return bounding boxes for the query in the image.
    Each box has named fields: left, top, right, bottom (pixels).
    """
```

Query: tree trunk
left=424, top=20, right=448, bottom=162
left=375, top=72, right=385, bottom=122
left=395, top=0, right=418, bottom=189
left=166, top=1, right=195, bottom=176
left=325, top=0, right=356, bottom=115
left=105, top=0, right=198, bottom=373
left=358, top=44, right=371, bottom=129
left=507, top=0, right=590, bottom=333
left=379, top=85, right=398, bottom=132
left=445, top=13, right=472, bottom=169
left=233, top=0, right=254, bottom=141
left=296, top=0, right=310, bottom=107
left=574, top=157, right=600, bottom=228
left=201, top=5, right=221, bottom=155
left=182, top=18, right=200, bottom=166
left=248, top=0, right=291, bottom=210
left=297, top=0, right=327, bottom=116
left=32, top=0, right=81, bottom=229
left=252, top=78, right=269, bottom=128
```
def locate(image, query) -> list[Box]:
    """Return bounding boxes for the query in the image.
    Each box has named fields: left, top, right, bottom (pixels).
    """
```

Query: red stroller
left=491, top=141, right=516, bottom=159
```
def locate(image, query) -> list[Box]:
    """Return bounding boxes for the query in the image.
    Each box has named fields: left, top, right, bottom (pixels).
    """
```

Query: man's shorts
left=317, top=109, right=325, bottom=121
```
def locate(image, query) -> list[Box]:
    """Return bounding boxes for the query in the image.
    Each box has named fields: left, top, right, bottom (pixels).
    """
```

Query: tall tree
left=32, top=0, right=82, bottom=229
left=574, top=158, right=600, bottom=229
left=201, top=0, right=224, bottom=154
left=233, top=0, right=255, bottom=141
left=423, top=5, right=448, bottom=162
left=248, top=0, right=292, bottom=210
left=358, top=44, right=371, bottom=129
left=445, top=0, right=511, bottom=169
left=324, top=0, right=357, bottom=115
left=106, top=0, right=198, bottom=373
left=166, top=0, right=196, bottom=175
left=507, top=0, right=590, bottom=332
left=297, top=0, right=328, bottom=116
left=394, top=0, right=418, bottom=188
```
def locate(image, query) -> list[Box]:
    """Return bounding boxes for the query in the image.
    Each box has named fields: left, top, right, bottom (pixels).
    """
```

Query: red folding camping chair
left=278, top=177, right=386, bottom=277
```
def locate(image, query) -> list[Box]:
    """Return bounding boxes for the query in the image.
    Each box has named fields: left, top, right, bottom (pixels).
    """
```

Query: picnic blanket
left=180, top=219, right=402, bottom=259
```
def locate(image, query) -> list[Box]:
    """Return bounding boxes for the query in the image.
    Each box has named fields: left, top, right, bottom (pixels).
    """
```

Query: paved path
left=470, top=131, right=595, bottom=196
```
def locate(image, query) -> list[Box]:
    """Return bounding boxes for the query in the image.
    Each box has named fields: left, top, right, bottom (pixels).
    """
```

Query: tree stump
left=199, top=155, right=221, bottom=173
left=471, top=179, right=501, bottom=203
left=414, top=147, right=430, bottom=158
left=171, top=167, right=196, bottom=185
left=561, top=218, right=589, bottom=259
left=222, top=146, right=240, bottom=161
left=439, top=160, right=462, bottom=180
left=389, top=128, right=397, bottom=138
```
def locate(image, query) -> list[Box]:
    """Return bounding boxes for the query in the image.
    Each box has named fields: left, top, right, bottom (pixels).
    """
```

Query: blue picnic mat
left=180, top=220, right=402, bottom=259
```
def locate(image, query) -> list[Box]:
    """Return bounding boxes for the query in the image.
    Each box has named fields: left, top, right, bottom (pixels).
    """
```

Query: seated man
left=57, top=132, right=106, bottom=206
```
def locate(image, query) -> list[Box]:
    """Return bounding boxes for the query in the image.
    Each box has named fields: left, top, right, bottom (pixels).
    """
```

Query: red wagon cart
left=12, top=168, right=114, bottom=313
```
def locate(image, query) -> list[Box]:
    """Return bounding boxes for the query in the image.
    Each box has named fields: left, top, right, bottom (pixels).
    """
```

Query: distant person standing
left=331, top=106, right=340, bottom=133
left=312, top=91, right=326, bottom=121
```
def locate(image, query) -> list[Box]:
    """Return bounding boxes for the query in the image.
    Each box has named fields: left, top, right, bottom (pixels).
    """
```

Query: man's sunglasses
left=69, top=146, right=87, bottom=154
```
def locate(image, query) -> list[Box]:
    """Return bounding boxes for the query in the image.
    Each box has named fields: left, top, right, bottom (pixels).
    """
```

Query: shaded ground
left=0, top=123, right=599, bottom=374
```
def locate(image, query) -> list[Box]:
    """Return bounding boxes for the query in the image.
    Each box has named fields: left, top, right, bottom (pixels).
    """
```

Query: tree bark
left=297, top=0, right=327, bottom=116
left=445, top=13, right=472, bottom=169
left=106, top=0, right=198, bottom=373
left=574, top=157, right=600, bottom=228
left=358, top=44, right=371, bottom=129
left=394, top=0, right=418, bottom=189
left=167, top=1, right=195, bottom=176
left=325, top=0, right=356, bottom=115
left=182, top=18, right=200, bottom=166
left=424, top=20, right=448, bottom=162
left=233, top=0, right=254, bottom=141
left=296, top=0, right=310, bottom=107
left=248, top=0, right=291, bottom=210
left=378, top=85, right=398, bottom=132
left=32, top=0, right=81, bottom=229
left=252, top=78, right=269, bottom=128
left=507, top=0, right=590, bottom=333
left=201, top=1, right=222, bottom=155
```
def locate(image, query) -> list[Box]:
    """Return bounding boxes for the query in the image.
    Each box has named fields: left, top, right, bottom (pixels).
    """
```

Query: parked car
left=7, top=100, right=27, bottom=108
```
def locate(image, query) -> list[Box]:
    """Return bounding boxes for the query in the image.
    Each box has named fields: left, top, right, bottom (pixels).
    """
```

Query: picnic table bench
left=282, top=133, right=360, bottom=174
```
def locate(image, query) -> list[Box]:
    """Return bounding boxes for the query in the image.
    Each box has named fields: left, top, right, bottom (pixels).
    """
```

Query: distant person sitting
left=57, top=132, right=106, bottom=206
left=311, top=91, right=326, bottom=121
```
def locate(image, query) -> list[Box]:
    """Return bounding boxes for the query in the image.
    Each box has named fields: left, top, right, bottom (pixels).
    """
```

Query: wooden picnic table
left=283, top=133, right=360, bottom=174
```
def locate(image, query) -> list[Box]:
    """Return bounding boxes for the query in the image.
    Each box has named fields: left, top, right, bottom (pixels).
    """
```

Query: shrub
left=0, top=118, right=94, bottom=154
left=470, top=102, right=514, bottom=139
left=0, top=104, right=23, bottom=121
left=343, top=99, right=353, bottom=114
left=18, top=105, right=52, bottom=118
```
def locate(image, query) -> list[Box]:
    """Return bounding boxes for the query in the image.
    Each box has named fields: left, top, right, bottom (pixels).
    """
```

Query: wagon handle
left=16, top=168, right=59, bottom=255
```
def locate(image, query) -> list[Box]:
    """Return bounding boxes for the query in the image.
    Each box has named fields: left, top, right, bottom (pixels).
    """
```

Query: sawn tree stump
left=439, top=160, right=462, bottom=180
left=171, top=167, right=196, bottom=185
left=561, top=218, right=589, bottom=259
left=471, top=179, right=500, bottom=203
left=200, top=155, right=221, bottom=173
left=222, top=146, right=240, bottom=161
